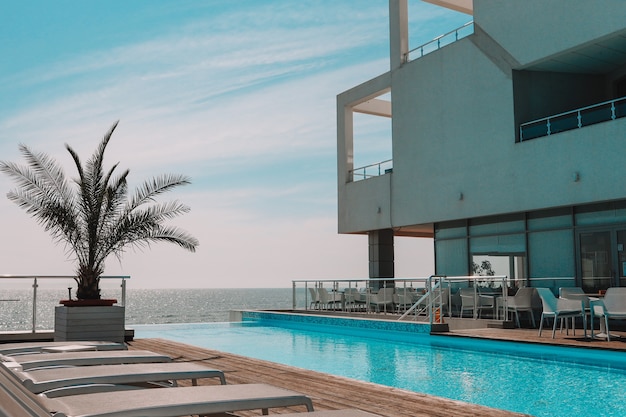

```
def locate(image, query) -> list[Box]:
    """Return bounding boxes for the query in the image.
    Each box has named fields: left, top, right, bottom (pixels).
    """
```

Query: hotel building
left=337, top=0, right=626, bottom=292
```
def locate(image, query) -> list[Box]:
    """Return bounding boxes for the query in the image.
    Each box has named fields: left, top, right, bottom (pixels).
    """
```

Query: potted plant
left=0, top=121, right=198, bottom=341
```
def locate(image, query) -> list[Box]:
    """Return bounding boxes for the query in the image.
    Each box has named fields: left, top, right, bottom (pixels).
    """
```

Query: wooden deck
left=447, top=325, right=626, bottom=350
left=130, top=338, right=530, bottom=417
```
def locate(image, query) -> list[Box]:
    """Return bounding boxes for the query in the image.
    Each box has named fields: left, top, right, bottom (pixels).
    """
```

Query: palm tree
left=0, top=121, right=198, bottom=299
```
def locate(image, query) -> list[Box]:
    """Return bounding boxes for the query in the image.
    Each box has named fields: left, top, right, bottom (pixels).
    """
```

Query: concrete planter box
left=54, top=305, right=125, bottom=343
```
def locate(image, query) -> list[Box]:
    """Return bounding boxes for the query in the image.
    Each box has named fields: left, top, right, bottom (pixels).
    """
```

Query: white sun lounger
left=9, top=362, right=226, bottom=395
left=1, top=350, right=172, bottom=371
left=0, top=341, right=127, bottom=356
left=41, top=383, right=314, bottom=417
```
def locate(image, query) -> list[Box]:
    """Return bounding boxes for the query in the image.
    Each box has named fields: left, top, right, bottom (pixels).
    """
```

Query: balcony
left=404, top=21, right=474, bottom=63
left=520, top=96, right=626, bottom=141
left=350, top=159, right=393, bottom=182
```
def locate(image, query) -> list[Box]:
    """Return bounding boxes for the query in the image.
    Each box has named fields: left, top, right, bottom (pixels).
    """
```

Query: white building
left=337, top=0, right=626, bottom=292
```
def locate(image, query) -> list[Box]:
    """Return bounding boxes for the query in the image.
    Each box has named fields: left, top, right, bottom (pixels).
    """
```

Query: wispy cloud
left=0, top=0, right=462, bottom=287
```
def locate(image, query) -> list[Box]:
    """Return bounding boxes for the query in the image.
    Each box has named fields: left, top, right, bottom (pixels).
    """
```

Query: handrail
left=0, top=274, right=130, bottom=333
left=398, top=276, right=441, bottom=321
left=520, top=95, right=626, bottom=141
left=404, top=21, right=474, bottom=63
left=349, top=159, right=393, bottom=182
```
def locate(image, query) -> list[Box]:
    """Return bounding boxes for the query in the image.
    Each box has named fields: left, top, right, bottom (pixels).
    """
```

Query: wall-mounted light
left=377, top=206, right=382, bottom=214
left=573, top=172, right=580, bottom=182
left=458, top=192, right=464, bottom=201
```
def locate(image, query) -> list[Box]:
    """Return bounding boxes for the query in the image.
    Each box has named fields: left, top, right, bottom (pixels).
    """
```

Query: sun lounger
left=0, top=364, right=52, bottom=417
left=8, top=362, right=226, bottom=395
left=1, top=350, right=172, bottom=371
left=279, top=410, right=381, bottom=417
left=0, top=341, right=127, bottom=356
left=41, top=383, right=314, bottom=417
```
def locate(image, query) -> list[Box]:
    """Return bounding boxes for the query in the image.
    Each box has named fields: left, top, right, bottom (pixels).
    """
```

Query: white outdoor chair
left=317, top=287, right=342, bottom=310
left=308, top=287, right=319, bottom=309
left=459, top=288, right=490, bottom=318
left=536, top=288, right=587, bottom=339
left=368, top=288, right=395, bottom=313
left=590, top=287, right=626, bottom=341
left=502, top=287, right=537, bottom=328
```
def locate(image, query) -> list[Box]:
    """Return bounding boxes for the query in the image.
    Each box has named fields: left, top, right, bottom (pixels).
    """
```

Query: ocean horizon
left=0, top=288, right=299, bottom=332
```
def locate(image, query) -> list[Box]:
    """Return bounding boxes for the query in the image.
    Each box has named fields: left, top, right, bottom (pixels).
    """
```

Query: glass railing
left=404, top=21, right=474, bottom=63
left=349, top=159, right=393, bottom=182
left=0, top=274, right=129, bottom=332
left=292, top=275, right=510, bottom=323
left=520, top=96, right=626, bottom=141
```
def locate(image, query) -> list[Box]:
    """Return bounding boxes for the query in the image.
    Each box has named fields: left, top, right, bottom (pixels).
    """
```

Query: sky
left=0, top=1, right=469, bottom=289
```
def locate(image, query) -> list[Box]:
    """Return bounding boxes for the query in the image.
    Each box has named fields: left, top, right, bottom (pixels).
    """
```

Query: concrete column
left=389, top=0, right=408, bottom=70
left=369, top=229, right=395, bottom=290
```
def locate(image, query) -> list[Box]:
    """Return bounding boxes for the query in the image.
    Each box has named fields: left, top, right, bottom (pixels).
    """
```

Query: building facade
left=337, top=0, right=626, bottom=292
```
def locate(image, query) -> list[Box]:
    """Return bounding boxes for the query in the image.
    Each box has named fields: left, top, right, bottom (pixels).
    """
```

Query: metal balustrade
left=0, top=275, right=129, bottom=333
left=404, top=21, right=474, bottom=63
left=349, top=159, right=393, bottom=182
left=293, top=275, right=511, bottom=323
left=520, top=96, right=626, bottom=141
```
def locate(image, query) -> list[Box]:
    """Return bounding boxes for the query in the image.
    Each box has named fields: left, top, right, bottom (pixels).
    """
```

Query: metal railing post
left=32, top=277, right=38, bottom=333
left=121, top=279, right=127, bottom=307
left=292, top=281, right=297, bottom=310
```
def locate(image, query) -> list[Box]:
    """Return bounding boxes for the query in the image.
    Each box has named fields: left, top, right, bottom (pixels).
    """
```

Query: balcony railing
left=404, top=21, right=474, bottom=63
left=0, top=274, right=129, bottom=332
left=349, top=159, right=393, bottom=182
left=520, top=96, right=626, bottom=141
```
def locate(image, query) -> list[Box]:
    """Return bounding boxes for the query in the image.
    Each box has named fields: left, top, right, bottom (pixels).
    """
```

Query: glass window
left=470, top=234, right=525, bottom=254
left=575, top=201, right=626, bottom=226
left=469, top=214, right=525, bottom=236
left=528, top=230, right=574, bottom=278
left=435, top=220, right=467, bottom=239
left=527, top=207, right=572, bottom=231
left=435, top=238, right=467, bottom=276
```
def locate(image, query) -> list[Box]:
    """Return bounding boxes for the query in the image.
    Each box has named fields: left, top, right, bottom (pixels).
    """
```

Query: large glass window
left=579, top=231, right=613, bottom=292
left=528, top=230, right=574, bottom=278
left=435, top=238, right=467, bottom=276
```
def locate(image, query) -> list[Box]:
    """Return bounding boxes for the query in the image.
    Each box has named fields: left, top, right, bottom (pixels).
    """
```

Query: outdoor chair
left=317, top=287, right=342, bottom=310
left=368, top=288, right=395, bottom=313
left=590, top=287, right=626, bottom=341
left=459, top=288, right=491, bottom=318
left=500, top=287, right=537, bottom=328
left=308, top=287, right=319, bottom=309
left=394, top=291, right=414, bottom=313
left=536, top=288, right=587, bottom=339
left=343, top=288, right=366, bottom=311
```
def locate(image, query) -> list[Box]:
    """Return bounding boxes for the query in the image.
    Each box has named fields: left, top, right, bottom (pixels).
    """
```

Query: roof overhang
left=422, top=0, right=473, bottom=15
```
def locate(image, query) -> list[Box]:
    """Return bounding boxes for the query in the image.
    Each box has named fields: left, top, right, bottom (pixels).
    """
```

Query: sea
left=0, top=288, right=299, bottom=332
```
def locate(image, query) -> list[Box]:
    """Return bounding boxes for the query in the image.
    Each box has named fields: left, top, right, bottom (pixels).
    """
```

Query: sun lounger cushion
left=1, top=350, right=171, bottom=370
left=41, top=383, right=314, bottom=417
left=0, top=341, right=127, bottom=356
left=12, top=362, right=226, bottom=394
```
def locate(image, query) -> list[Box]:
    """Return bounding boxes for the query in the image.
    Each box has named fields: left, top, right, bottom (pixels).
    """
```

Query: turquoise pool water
left=134, top=318, right=626, bottom=417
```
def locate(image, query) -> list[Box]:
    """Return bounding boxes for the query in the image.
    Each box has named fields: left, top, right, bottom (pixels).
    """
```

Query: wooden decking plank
left=129, top=338, right=528, bottom=417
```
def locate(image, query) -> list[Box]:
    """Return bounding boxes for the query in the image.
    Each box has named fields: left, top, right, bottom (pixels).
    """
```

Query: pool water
left=134, top=320, right=626, bottom=417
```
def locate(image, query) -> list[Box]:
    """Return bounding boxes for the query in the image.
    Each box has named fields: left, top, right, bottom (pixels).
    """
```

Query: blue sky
left=0, top=1, right=468, bottom=288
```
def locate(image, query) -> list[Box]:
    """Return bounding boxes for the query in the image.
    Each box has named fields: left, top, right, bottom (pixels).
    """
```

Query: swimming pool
left=134, top=314, right=626, bottom=417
